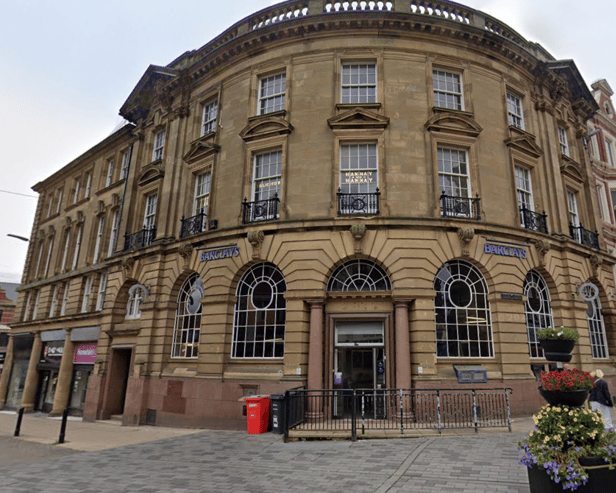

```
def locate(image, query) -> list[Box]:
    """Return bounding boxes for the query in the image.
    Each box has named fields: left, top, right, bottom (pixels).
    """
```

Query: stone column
left=394, top=300, right=412, bottom=390
left=306, top=300, right=324, bottom=420
left=50, top=332, right=74, bottom=416
left=20, top=332, right=42, bottom=412
left=0, top=336, right=15, bottom=408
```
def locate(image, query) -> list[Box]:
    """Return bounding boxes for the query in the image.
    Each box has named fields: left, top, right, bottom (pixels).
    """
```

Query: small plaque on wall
left=454, top=365, right=488, bottom=384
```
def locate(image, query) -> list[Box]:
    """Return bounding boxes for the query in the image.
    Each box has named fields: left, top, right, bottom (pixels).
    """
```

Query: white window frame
left=258, top=72, right=286, bottom=115
left=119, top=149, right=131, bottom=180
left=606, top=138, right=615, bottom=166
left=438, top=146, right=471, bottom=199
left=72, top=224, right=83, bottom=270
left=558, top=126, right=569, bottom=156
left=60, top=282, right=70, bottom=316
left=610, top=188, right=616, bottom=224
left=33, top=242, right=44, bottom=279
left=23, top=291, right=33, bottom=322
left=85, top=171, right=92, bottom=198
left=105, top=159, right=115, bottom=187
left=567, top=190, right=580, bottom=227
left=339, top=142, right=379, bottom=194
left=46, top=196, right=54, bottom=218
left=144, top=194, right=158, bottom=230
left=72, top=179, right=80, bottom=204
left=43, top=237, right=54, bottom=278
left=252, top=150, right=282, bottom=202
left=201, top=100, right=218, bottom=136
left=341, top=63, right=377, bottom=104
left=56, top=188, right=63, bottom=214
left=507, top=91, right=524, bottom=129
left=515, top=165, right=534, bottom=212
left=108, top=210, right=120, bottom=257
left=597, top=184, right=610, bottom=222
left=194, top=172, right=211, bottom=216
left=152, top=129, right=166, bottom=161
left=432, top=69, right=463, bottom=111
left=81, top=276, right=93, bottom=313
left=126, top=284, right=147, bottom=320
left=60, top=230, right=71, bottom=272
left=32, top=290, right=41, bottom=320
left=49, top=284, right=59, bottom=318
left=92, top=215, right=105, bottom=264
left=96, top=273, right=108, bottom=311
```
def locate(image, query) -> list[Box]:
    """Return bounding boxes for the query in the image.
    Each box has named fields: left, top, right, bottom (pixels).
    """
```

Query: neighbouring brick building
left=1, top=0, right=614, bottom=428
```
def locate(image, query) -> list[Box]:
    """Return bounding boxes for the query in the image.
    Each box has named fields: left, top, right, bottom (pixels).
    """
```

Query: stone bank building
left=1, top=0, right=615, bottom=427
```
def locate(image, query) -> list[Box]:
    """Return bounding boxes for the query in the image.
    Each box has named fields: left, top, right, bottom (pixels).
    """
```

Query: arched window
left=524, top=271, right=554, bottom=358
left=171, top=274, right=203, bottom=358
left=434, top=260, right=493, bottom=358
left=327, top=259, right=391, bottom=292
left=580, top=282, right=609, bottom=359
left=232, top=262, right=286, bottom=358
left=126, top=284, right=148, bottom=319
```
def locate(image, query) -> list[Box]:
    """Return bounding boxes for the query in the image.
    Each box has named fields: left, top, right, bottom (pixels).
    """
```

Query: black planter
left=539, top=338, right=576, bottom=362
left=539, top=387, right=589, bottom=407
left=528, top=460, right=616, bottom=493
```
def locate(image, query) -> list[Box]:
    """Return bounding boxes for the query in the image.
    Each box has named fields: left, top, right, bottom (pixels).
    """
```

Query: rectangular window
left=72, top=179, right=80, bottom=204
left=33, top=243, right=44, bottom=279
left=558, top=126, right=569, bottom=156
left=81, top=276, right=93, bottom=313
left=194, top=172, right=211, bottom=215
left=105, top=159, right=115, bottom=187
left=96, top=273, right=108, bottom=311
left=60, top=230, right=71, bottom=272
left=339, top=143, right=378, bottom=194
left=144, top=194, right=158, bottom=229
left=152, top=129, right=166, bottom=161
left=515, top=165, right=534, bottom=211
left=72, top=224, right=83, bottom=270
left=93, top=215, right=105, bottom=263
left=341, top=63, right=377, bottom=104
left=32, top=290, right=41, bottom=320
left=611, top=189, right=616, bottom=223
left=567, top=190, right=579, bottom=227
left=49, top=284, right=59, bottom=318
left=56, top=188, right=63, bottom=214
left=85, top=171, right=92, bottom=198
left=46, top=196, right=54, bottom=218
left=108, top=210, right=120, bottom=257
left=120, top=149, right=131, bottom=180
left=60, top=282, right=70, bottom=316
left=44, top=237, right=54, bottom=278
left=201, top=100, right=218, bottom=136
left=433, top=70, right=463, bottom=110
left=607, top=139, right=615, bottom=166
left=23, top=291, right=33, bottom=321
left=258, top=72, right=286, bottom=115
left=253, top=151, right=282, bottom=202
left=507, top=92, right=524, bottom=129
left=438, top=147, right=470, bottom=198
left=597, top=184, right=609, bottom=222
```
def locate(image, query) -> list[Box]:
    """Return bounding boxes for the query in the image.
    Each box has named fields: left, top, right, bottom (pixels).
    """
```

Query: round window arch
left=434, top=260, right=493, bottom=358
left=523, top=270, right=554, bottom=358
left=327, top=259, right=391, bottom=292
left=232, top=262, right=286, bottom=359
left=171, top=273, right=203, bottom=358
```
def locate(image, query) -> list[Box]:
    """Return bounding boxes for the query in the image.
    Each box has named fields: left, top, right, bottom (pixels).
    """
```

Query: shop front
left=69, top=342, right=97, bottom=415
left=35, top=340, right=64, bottom=413
left=4, top=334, right=33, bottom=409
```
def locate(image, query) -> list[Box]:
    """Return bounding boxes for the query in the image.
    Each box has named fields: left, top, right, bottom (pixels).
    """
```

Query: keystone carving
left=76, top=211, right=85, bottom=224
left=532, top=239, right=551, bottom=265
left=350, top=223, right=367, bottom=253
left=178, top=244, right=193, bottom=269
left=457, top=228, right=474, bottom=256
left=248, top=230, right=265, bottom=259
left=96, top=200, right=106, bottom=216
left=122, top=256, right=136, bottom=275
left=589, top=254, right=602, bottom=276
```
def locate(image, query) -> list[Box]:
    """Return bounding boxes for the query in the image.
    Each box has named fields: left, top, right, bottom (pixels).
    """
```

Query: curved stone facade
left=2, top=0, right=614, bottom=426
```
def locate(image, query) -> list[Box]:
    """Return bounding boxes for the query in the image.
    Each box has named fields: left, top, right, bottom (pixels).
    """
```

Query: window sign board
left=454, top=365, right=487, bottom=384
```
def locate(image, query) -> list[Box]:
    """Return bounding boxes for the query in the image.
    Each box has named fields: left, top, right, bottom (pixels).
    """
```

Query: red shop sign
left=73, top=343, right=97, bottom=364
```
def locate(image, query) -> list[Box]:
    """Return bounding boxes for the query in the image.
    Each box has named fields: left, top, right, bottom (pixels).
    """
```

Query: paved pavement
left=0, top=410, right=537, bottom=493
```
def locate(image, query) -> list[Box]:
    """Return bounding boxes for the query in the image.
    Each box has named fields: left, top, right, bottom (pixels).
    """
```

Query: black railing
left=180, top=211, right=207, bottom=239
left=123, top=226, right=156, bottom=251
left=242, top=195, right=280, bottom=224
left=337, top=188, right=380, bottom=215
left=570, top=223, right=600, bottom=250
left=440, top=193, right=481, bottom=220
left=520, top=207, right=548, bottom=234
left=282, top=387, right=512, bottom=441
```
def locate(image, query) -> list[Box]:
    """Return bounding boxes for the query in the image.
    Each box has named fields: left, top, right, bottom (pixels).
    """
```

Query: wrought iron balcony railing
left=180, top=211, right=207, bottom=239
left=337, top=188, right=380, bottom=216
left=242, top=195, right=280, bottom=224
left=570, top=223, right=600, bottom=250
left=440, top=192, right=481, bottom=220
left=123, top=226, right=156, bottom=252
left=520, top=207, right=548, bottom=234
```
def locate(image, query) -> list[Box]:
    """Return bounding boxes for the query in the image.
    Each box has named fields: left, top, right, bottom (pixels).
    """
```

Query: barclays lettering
left=200, top=246, right=240, bottom=262
left=484, top=243, right=527, bottom=259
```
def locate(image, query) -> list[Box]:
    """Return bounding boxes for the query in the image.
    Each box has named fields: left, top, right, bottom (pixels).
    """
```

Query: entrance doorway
left=333, top=322, right=386, bottom=418
left=36, top=369, right=58, bottom=413
left=105, top=348, right=132, bottom=417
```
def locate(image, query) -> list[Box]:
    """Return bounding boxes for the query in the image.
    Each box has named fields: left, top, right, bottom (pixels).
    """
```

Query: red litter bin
left=246, top=396, right=270, bottom=434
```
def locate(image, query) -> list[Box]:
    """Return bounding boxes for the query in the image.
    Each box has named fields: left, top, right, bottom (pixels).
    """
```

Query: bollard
left=14, top=407, right=25, bottom=437
left=58, top=408, right=69, bottom=444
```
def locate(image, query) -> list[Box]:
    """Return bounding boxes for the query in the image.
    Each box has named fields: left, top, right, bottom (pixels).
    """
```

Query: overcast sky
left=1, top=0, right=614, bottom=284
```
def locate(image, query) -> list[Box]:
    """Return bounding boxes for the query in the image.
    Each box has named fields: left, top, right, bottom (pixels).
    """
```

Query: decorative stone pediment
left=504, top=133, right=543, bottom=159
left=560, top=155, right=586, bottom=183
left=425, top=110, right=482, bottom=137
left=328, top=107, right=389, bottom=130
left=138, top=163, right=164, bottom=187
left=183, top=135, right=220, bottom=165
left=240, top=112, right=293, bottom=142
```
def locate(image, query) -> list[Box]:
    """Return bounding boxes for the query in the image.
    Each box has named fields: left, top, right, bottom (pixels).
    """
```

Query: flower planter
left=539, top=338, right=576, bottom=362
left=528, top=461, right=616, bottom=493
left=539, top=387, right=589, bottom=407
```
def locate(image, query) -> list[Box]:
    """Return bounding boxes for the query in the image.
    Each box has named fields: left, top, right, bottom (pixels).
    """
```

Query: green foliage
left=536, top=326, right=580, bottom=341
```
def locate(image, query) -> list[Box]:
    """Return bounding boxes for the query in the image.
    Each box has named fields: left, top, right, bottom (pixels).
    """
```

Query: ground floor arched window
left=523, top=270, right=553, bottom=358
